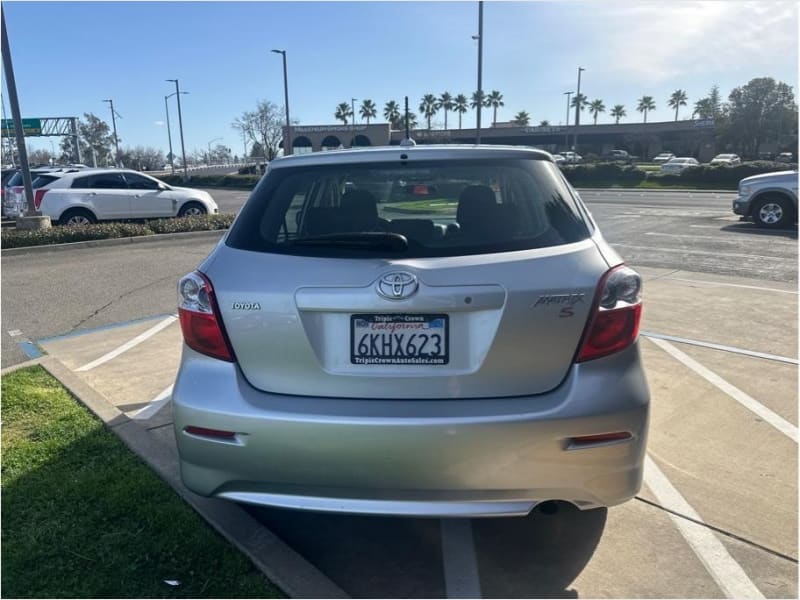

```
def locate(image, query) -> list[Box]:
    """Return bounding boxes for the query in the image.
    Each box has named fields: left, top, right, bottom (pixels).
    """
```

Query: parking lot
left=2, top=189, right=797, bottom=597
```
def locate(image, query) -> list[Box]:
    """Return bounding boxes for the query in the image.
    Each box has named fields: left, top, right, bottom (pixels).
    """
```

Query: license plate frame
left=350, top=314, right=449, bottom=365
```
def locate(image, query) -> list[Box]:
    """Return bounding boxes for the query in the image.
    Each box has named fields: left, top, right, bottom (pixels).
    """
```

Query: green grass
left=1, top=366, right=283, bottom=599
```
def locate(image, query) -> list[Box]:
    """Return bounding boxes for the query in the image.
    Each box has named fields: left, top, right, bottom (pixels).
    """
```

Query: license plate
left=351, top=314, right=449, bottom=365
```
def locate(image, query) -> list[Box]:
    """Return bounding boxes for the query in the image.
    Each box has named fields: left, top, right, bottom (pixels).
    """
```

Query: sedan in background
left=652, top=152, right=675, bottom=163
left=661, top=157, right=699, bottom=174
left=710, top=153, right=742, bottom=165
left=559, top=151, right=583, bottom=164
left=3, top=168, right=218, bottom=225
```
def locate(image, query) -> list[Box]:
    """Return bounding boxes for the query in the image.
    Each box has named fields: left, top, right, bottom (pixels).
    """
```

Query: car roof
left=269, top=144, right=553, bottom=169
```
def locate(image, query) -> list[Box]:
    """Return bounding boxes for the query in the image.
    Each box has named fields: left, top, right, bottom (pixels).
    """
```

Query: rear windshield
left=31, top=175, right=60, bottom=188
left=226, top=158, right=591, bottom=258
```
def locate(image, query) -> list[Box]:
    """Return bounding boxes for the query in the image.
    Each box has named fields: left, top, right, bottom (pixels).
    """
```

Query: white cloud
left=573, top=1, right=797, bottom=85
left=153, top=120, right=165, bottom=126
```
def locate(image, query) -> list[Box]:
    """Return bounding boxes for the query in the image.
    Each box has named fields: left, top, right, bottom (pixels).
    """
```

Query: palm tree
left=384, top=100, right=401, bottom=129
left=668, top=89, right=688, bottom=121
left=570, top=93, right=588, bottom=112
left=610, top=104, right=626, bottom=124
left=637, top=96, right=656, bottom=123
left=360, top=99, right=377, bottom=124
left=512, top=111, right=530, bottom=126
left=453, top=94, right=468, bottom=129
left=419, top=93, right=438, bottom=130
left=588, top=99, right=605, bottom=125
left=405, top=112, right=418, bottom=130
left=692, top=98, right=712, bottom=119
left=439, top=92, right=454, bottom=129
left=539, top=120, right=550, bottom=126
left=485, top=90, right=504, bottom=125
left=334, top=102, right=352, bottom=125
left=470, top=90, right=486, bottom=110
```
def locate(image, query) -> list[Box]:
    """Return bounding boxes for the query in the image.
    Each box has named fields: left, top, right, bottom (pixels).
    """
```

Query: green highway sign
left=1, top=118, right=42, bottom=135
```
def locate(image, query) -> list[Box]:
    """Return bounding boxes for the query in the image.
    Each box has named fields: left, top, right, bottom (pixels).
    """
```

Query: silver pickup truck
left=733, top=170, right=798, bottom=228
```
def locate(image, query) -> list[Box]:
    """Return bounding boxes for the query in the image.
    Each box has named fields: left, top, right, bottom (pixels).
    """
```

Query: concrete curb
left=36, top=356, right=349, bottom=599
left=1, top=229, right=226, bottom=257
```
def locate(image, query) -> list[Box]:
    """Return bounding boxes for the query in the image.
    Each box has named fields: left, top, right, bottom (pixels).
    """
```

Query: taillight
left=576, top=265, right=642, bottom=362
left=34, top=189, right=48, bottom=210
left=178, top=271, right=235, bottom=362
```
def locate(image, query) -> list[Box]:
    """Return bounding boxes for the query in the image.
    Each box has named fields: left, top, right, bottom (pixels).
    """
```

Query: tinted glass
left=87, top=173, right=127, bottom=189
left=71, top=176, right=90, bottom=189
left=124, top=172, right=160, bottom=190
left=31, top=175, right=60, bottom=188
left=227, top=158, right=590, bottom=258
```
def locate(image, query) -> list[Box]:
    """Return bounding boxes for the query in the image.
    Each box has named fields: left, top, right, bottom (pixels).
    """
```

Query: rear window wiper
left=290, top=232, right=409, bottom=252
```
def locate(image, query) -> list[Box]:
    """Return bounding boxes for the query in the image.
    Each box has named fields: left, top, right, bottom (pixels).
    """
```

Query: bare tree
left=232, top=100, right=285, bottom=161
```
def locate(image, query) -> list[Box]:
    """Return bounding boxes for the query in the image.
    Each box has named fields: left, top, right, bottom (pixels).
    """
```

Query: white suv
left=4, top=168, right=218, bottom=225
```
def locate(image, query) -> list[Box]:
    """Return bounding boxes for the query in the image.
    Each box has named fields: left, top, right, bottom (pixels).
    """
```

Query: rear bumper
left=173, top=343, right=650, bottom=517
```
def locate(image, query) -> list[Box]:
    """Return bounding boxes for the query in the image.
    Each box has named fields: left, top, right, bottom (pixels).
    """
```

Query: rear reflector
left=570, top=431, right=632, bottom=445
left=184, top=426, right=236, bottom=439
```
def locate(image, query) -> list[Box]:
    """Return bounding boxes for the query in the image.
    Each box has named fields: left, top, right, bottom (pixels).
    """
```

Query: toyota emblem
left=376, top=272, right=419, bottom=300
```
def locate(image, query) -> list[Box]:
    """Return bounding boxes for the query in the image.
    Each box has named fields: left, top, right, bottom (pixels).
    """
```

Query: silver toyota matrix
left=174, top=145, right=649, bottom=517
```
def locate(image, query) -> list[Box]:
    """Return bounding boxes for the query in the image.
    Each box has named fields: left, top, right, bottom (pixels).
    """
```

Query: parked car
left=733, top=170, right=797, bottom=229
left=1, top=168, right=16, bottom=217
left=776, top=152, right=795, bottom=164
left=3, top=168, right=218, bottom=224
left=603, top=149, right=633, bottom=163
left=709, top=153, right=742, bottom=166
left=173, top=145, right=649, bottom=518
left=551, top=153, right=565, bottom=165
left=660, top=157, right=699, bottom=174
left=652, top=152, right=675, bottom=163
left=3, top=165, right=89, bottom=218
left=559, top=151, right=583, bottom=164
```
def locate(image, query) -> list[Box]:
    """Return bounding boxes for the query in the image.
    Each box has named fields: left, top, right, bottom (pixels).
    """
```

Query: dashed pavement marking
left=647, top=337, right=798, bottom=443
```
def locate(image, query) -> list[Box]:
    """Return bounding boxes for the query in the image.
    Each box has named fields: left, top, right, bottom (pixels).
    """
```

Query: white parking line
left=644, top=455, right=765, bottom=599
left=615, top=244, right=786, bottom=261
left=641, top=331, right=798, bottom=365
left=660, top=277, right=798, bottom=295
left=131, top=384, right=174, bottom=420
left=647, top=337, right=798, bottom=443
left=441, top=519, right=482, bottom=599
left=75, top=316, right=178, bottom=372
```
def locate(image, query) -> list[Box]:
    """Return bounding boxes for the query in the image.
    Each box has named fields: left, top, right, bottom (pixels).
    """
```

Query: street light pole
left=103, top=98, right=120, bottom=166
left=475, top=0, right=484, bottom=144
left=207, top=137, right=222, bottom=165
left=1, top=10, right=35, bottom=216
left=563, top=91, right=573, bottom=150
left=167, top=79, right=188, bottom=182
left=270, top=49, right=291, bottom=156
left=164, top=95, right=174, bottom=173
left=573, top=66, right=585, bottom=151
left=351, top=97, right=357, bottom=147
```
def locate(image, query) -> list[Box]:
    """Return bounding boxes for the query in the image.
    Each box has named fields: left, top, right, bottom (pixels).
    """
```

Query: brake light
left=178, top=271, right=235, bottom=362
left=34, top=189, right=48, bottom=210
left=576, top=265, right=642, bottom=362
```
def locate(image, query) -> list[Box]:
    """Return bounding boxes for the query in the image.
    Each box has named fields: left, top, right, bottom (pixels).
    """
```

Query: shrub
left=2, top=215, right=233, bottom=249
left=561, top=163, right=646, bottom=185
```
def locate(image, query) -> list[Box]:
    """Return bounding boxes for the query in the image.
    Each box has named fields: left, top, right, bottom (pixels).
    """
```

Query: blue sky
left=4, top=1, right=798, bottom=158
